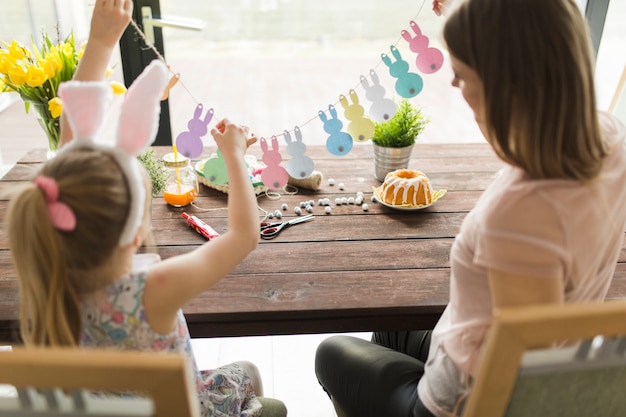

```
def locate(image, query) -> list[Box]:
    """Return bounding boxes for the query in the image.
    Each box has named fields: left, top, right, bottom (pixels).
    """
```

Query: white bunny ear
left=116, top=60, right=169, bottom=156
left=58, top=81, right=113, bottom=143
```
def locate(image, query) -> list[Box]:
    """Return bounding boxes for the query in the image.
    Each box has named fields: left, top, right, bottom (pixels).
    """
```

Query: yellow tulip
left=39, top=58, right=56, bottom=79
left=0, top=78, right=5, bottom=92
left=110, top=81, right=127, bottom=95
left=60, top=43, right=74, bottom=59
left=47, top=54, right=63, bottom=72
left=8, top=66, right=27, bottom=86
left=26, top=65, right=47, bottom=87
left=0, top=54, right=14, bottom=75
left=48, top=97, right=63, bottom=118
left=5, top=40, right=31, bottom=60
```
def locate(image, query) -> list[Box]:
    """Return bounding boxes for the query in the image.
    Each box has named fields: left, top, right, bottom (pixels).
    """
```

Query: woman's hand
left=432, top=0, right=447, bottom=16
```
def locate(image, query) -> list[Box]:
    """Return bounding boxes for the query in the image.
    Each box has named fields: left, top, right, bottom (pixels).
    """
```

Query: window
left=2, top=0, right=624, bottom=143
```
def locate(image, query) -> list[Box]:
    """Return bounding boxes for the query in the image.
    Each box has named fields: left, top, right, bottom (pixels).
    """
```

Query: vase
left=29, top=101, right=60, bottom=159
left=372, top=142, right=415, bottom=181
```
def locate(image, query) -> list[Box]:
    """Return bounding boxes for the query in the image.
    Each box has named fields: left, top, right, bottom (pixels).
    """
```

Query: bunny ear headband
left=56, top=60, right=169, bottom=246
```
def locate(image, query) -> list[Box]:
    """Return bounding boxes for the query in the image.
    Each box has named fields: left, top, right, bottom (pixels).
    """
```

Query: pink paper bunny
left=260, top=136, right=289, bottom=189
left=402, top=21, right=444, bottom=74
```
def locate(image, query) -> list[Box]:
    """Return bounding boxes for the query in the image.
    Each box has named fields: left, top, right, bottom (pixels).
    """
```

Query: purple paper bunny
left=175, top=104, right=213, bottom=159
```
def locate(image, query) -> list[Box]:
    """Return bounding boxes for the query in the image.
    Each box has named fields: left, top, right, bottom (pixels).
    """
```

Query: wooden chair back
left=463, top=301, right=626, bottom=417
left=0, top=347, right=199, bottom=417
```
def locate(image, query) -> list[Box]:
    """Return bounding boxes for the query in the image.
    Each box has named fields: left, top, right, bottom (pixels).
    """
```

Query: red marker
left=182, top=212, right=220, bottom=240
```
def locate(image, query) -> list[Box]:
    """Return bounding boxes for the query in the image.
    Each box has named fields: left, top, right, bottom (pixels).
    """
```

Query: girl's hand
left=61, top=0, right=134, bottom=148
left=90, top=0, right=134, bottom=49
left=211, top=119, right=257, bottom=158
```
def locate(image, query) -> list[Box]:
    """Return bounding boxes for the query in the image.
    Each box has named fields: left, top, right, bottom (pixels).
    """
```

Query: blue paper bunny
left=319, top=104, right=353, bottom=156
left=381, top=46, right=423, bottom=98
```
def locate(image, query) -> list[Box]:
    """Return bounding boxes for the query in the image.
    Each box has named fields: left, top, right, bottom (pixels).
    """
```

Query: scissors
left=260, top=214, right=314, bottom=240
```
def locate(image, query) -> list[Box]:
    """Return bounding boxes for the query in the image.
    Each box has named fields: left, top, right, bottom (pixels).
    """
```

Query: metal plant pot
left=372, top=142, right=414, bottom=181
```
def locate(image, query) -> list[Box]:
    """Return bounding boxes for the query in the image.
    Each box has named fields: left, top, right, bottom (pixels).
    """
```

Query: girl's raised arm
left=144, top=120, right=259, bottom=334
left=60, top=0, right=133, bottom=146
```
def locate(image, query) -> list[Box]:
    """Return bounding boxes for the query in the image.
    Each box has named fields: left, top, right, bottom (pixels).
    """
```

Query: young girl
left=7, top=1, right=275, bottom=416
left=315, top=0, right=626, bottom=416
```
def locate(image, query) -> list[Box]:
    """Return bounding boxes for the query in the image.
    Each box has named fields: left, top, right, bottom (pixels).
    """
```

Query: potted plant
left=371, top=98, right=429, bottom=181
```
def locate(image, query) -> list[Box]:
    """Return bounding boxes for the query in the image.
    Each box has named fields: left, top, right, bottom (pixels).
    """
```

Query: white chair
left=463, top=301, right=626, bottom=417
left=0, top=347, right=199, bottom=417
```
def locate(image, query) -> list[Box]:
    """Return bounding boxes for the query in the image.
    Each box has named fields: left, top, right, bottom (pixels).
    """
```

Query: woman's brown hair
left=444, top=0, right=606, bottom=180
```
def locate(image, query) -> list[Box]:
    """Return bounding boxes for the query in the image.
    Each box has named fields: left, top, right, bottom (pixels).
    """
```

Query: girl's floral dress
left=79, top=271, right=263, bottom=417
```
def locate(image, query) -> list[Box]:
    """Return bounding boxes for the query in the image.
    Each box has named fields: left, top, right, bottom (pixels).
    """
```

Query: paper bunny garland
left=168, top=17, right=440, bottom=188
left=58, top=60, right=169, bottom=246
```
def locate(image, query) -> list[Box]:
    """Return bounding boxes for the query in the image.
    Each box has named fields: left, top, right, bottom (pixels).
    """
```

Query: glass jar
left=162, top=152, right=199, bottom=207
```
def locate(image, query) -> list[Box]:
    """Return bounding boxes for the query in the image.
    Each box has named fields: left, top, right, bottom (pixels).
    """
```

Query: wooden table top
left=1, top=144, right=625, bottom=343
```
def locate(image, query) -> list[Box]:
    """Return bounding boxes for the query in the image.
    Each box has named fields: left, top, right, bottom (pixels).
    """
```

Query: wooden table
left=1, top=144, right=626, bottom=343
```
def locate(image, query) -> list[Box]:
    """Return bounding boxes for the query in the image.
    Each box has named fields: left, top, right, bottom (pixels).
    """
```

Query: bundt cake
left=379, top=169, right=434, bottom=206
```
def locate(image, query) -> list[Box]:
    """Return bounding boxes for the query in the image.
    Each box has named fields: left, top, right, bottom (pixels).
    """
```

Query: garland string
left=126, top=0, right=428, bottom=140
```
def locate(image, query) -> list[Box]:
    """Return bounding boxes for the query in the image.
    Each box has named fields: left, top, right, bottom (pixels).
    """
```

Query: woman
left=314, top=0, right=626, bottom=416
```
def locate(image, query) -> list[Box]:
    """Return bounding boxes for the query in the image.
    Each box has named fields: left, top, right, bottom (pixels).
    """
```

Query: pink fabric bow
left=33, top=176, right=77, bottom=232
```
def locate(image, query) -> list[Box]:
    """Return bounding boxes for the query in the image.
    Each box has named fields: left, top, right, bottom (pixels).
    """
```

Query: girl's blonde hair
left=444, top=0, right=607, bottom=180
left=7, top=148, right=131, bottom=346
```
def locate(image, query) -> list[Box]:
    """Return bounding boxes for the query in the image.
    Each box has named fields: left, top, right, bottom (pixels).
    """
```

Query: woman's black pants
left=314, top=330, right=436, bottom=417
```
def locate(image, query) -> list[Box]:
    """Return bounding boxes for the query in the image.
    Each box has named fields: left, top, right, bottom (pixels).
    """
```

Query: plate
left=372, top=187, right=447, bottom=211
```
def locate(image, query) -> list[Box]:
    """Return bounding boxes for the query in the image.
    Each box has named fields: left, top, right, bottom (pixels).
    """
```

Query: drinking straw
left=172, top=144, right=182, bottom=194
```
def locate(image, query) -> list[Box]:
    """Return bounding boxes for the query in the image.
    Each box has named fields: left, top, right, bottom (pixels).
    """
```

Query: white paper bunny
left=284, top=126, right=314, bottom=179
left=360, top=70, right=397, bottom=122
